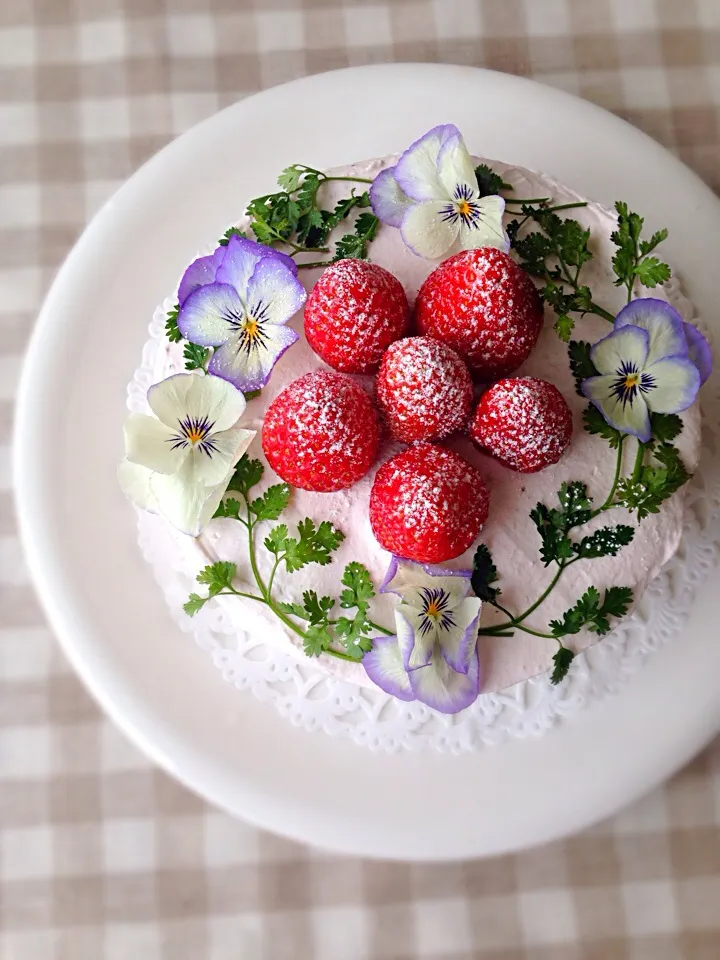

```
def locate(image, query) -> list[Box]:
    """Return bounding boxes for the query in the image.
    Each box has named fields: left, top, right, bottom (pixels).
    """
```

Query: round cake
left=122, top=127, right=708, bottom=710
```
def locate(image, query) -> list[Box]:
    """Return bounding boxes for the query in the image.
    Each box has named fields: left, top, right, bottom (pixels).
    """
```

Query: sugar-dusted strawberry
left=304, top=258, right=410, bottom=374
left=262, top=370, right=381, bottom=491
left=375, top=336, right=473, bottom=443
left=369, top=444, right=490, bottom=563
left=470, top=377, right=573, bottom=473
left=415, top=248, right=544, bottom=380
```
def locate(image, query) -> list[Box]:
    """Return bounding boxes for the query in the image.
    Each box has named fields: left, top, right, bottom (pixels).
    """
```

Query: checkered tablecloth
left=2, top=1, right=720, bottom=957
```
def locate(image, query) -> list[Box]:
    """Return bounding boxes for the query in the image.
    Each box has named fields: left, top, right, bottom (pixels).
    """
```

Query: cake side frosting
left=136, top=155, right=702, bottom=694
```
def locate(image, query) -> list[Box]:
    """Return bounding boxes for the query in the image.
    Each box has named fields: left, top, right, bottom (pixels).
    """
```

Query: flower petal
left=362, top=634, right=415, bottom=701
left=245, top=255, right=307, bottom=327
left=436, top=132, right=478, bottom=200
left=215, top=234, right=297, bottom=298
left=409, top=645, right=480, bottom=714
left=177, top=247, right=226, bottom=305
left=177, top=282, right=242, bottom=346
left=590, top=324, right=649, bottom=376
left=123, top=412, right=187, bottom=474
left=151, top=464, right=227, bottom=537
left=380, top=558, right=471, bottom=605
left=369, top=166, right=412, bottom=228
left=644, top=356, right=701, bottom=414
left=180, top=371, right=247, bottom=432
left=118, top=459, right=158, bottom=513
left=438, top=597, right=481, bottom=675
left=400, top=201, right=459, bottom=259
left=684, top=322, right=712, bottom=385
left=186, top=427, right=256, bottom=487
left=614, top=298, right=687, bottom=367
left=394, top=123, right=460, bottom=202
left=396, top=606, right=436, bottom=672
left=582, top=374, right=652, bottom=441
left=208, top=324, right=299, bottom=392
left=456, top=195, right=510, bottom=253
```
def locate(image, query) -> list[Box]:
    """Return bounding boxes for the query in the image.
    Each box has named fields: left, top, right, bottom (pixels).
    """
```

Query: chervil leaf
left=550, top=585, right=632, bottom=637
left=574, top=524, right=635, bottom=559
left=277, top=165, right=303, bottom=192
left=650, top=412, right=683, bottom=444
left=264, top=523, right=289, bottom=555
left=196, top=561, right=237, bottom=595
left=568, top=341, right=598, bottom=394
left=212, top=497, right=242, bottom=520
left=530, top=483, right=592, bottom=565
left=616, top=443, right=690, bottom=520
left=334, top=212, right=379, bottom=261
left=283, top=518, right=345, bottom=572
left=303, top=622, right=332, bottom=657
left=277, top=600, right=309, bottom=619
left=218, top=226, right=247, bottom=246
left=165, top=303, right=183, bottom=343
left=474, top=163, right=510, bottom=197
left=243, top=389, right=261, bottom=401
left=582, top=405, right=624, bottom=449
left=639, top=227, right=668, bottom=256
left=183, top=342, right=210, bottom=371
left=183, top=593, right=206, bottom=617
left=514, top=229, right=553, bottom=276
left=249, top=483, right=291, bottom=522
left=471, top=544, right=501, bottom=603
left=340, top=562, right=375, bottom=611
left=302, top=590, right=335, bottom=624
left=554, top=314, right=574, bottom=342
left=634, top=256, right=671, bottom=288
left=226, top=456, right=264, bottom=497
left=550, top=645, right=575, bottom=685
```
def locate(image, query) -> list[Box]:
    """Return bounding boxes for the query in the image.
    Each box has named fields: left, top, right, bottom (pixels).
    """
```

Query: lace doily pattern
left=129, top=285, right=719, bottom=754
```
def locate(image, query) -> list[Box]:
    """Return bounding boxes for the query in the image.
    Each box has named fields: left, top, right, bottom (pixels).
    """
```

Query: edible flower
left=363, top=557, right=482, bottom=714
left=177, top=235, right=306, bottom=392
left=369, top=123, right=510, bottom=260
left=119, top=373, right=255, bottom=536
left=582, top=298, right=707, bottom=443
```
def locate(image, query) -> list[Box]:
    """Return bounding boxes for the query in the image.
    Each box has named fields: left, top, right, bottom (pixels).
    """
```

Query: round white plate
left=15, top=64, right=720, bottom=861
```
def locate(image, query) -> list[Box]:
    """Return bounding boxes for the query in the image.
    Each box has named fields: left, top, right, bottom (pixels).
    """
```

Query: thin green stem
left=478, top=562, right=569, bottom=636
left=505, top=196, right=551, bottom=205
left=267, top=555, right=282, bottom=597
left=297, top=259, right=336, bottom=270
left=367, top=619, right=394, bottom=637
left=588, top=303, right=616, bottom=323
left=211, top=589, right=267, bottom=603
left=322, top=175, right=373, bottom=186
left=592, top=439, right=626, bottom=515
left=632, top=440, right=646, bottom=482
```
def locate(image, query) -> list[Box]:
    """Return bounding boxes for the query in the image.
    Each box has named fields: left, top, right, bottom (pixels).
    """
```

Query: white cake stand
left=14, top=64, right=720, bottom=860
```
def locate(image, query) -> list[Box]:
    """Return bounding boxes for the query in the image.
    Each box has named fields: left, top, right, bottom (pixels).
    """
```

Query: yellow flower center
left=624, top=372, right=640, bottom=390
left=186, top=426, right=205, bottom=443
left=456, top=199, right=471, bottom=216
left=426, top=600, right=440, bottom=619
left=244, top=318, right=259, bottom=339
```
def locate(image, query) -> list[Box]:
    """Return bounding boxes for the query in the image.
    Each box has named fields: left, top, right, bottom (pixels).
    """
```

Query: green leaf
left=165, top=304, right=183, bottom=343
left=574, top=524, right=635, bottom=559
left=568, top=341, right=598, bottom=394
left=474, top=163, right=510, bottom=198
left=616, top=443, right=690, bottom=520
left=550, top=645, right=575, bottom=684
left=303, top=622, right=332, bottom=657
left=277, top=165, right=302, bottom=192
left=471, top=544, right=502, bottom=603
left=264, top=523, right=290, bottom=555
left=554, top=314, right=574, bottom=342
left=558, top=481, right=593, bottom=526
left=218, top=226, right=247, bottom=246
left=650, top=412, right=682, bottom=444
left=212, top=497, right=242, bottom=520
left=530, top=482, right=592, bottom=566
left=639, top=227, right=668, bottom=256
left=302, top=590, right=334, bottom=624
left=339, top=562, right=375, bottom=611
left=514, top=229, right=553, bottom=276
left=183, top=342, right=210, bottom=371
left=226, top=456, right=264, bottom=497
left=582, top=405, right=624, bottom=449
left=244, top=389, right=261, bottom=401
left=283, top=518, right=345, bottom=572
left=277, top=600, right=309, bottom=620
left=550, top=585, right=633, bottom=637
left=196, top=561, right=237, bottom=597
left=634, top=256, right=671, bottom=288
left=183, top=593, right=206, bottom=617
left=249, top=483, right=291, bottom=522
left=334, top=212, right=379, bottom=261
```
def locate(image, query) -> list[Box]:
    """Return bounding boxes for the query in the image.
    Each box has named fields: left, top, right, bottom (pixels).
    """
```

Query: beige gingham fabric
left=2, top=1, right=720, bottom=957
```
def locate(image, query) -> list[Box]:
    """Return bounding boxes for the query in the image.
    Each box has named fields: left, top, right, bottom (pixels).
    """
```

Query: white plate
left=15, top=64, right=720, bottom=861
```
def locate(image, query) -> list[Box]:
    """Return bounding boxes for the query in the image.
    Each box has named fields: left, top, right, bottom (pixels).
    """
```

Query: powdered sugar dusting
left=376, top=336, right=473, bottom=443
left=416, top=248, right=543, bottom=380
left=262, top=370, right=381, bottom=491
left=370, top=444, right=490, bottom=563
left=304, top=258, right=410, bottom=373
left=471, top=377, right=573, bottom=473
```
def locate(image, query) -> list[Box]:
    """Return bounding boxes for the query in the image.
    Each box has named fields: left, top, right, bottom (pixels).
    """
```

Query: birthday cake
left=120, top=124, right=710, bottom=716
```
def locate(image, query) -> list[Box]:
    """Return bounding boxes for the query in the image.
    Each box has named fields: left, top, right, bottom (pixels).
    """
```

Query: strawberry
left=415, top=248, right=544, bottom=380
left=304, top=258, right=410, bottom=373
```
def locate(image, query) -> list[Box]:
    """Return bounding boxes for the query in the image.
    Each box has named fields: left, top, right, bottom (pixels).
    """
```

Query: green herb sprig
left=611, top=202, right=671, bottom=303
left=184, top=456, right=392, bottom=662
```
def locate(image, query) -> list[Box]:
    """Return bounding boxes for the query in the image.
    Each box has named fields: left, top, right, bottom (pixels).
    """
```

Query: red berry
left=415, top=248, right=544, bottom=380
left=262, top=370, right=381, bottom=491
left=376, top=336, right=473, bottom=443
left=369, top=444, right=490, bottom=564
left=470, top=377, right=573, bottom=473
left=304, top=258, right=410, bottom=373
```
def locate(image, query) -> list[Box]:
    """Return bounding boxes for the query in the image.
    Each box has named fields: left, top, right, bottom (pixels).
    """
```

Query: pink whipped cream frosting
left=140, top=156, right=702, bottom=694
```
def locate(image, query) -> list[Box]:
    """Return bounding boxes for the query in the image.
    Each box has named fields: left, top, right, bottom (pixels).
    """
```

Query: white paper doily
left=128, top=289, right=720, bottom=755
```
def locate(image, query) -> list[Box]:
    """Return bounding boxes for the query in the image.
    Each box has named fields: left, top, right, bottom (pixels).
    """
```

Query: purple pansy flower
left=363, top=557, right=482, bottom=715
left=581, top=298, right=708, bottom=444
left=369, top=124, right=510, bottom=260
left=176, top=235, right=306, bottom=392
